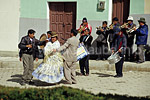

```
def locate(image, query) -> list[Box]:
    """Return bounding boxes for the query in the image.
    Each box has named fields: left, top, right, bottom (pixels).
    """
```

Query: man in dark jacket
left=108, top=17, right=121, bottom=48
left=96, top=21, right=109, bottom=60
left=134, top=17, right=148, bottom=63
left=111, top=28, right=127, bottom=78
left=79, top=28, right=93, bottom=76
left=18, top=29, right=46, bottom=85
left=122, top=16, right=136, bottom=61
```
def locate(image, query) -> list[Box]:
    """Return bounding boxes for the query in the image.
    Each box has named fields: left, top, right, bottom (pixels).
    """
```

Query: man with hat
left=134, top=17, right=148, bottom=63
left=78, top=17, right=92, bottom=36
left=111, top=27, right=127, bottom=78
left=108, top=17, right=121, bottom=48
left=124, top=16, right=136, bottom=61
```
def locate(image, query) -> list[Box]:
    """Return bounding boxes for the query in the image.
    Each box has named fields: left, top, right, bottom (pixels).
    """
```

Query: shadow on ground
left=91, top=72, right=114, bottom=77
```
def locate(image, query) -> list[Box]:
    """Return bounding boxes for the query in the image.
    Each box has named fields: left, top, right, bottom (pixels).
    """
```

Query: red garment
left=78, top=23, right=92, bottom=35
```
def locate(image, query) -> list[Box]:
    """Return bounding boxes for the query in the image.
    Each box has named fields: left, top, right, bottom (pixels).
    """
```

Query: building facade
left=0, top=0, right=150, bottom=56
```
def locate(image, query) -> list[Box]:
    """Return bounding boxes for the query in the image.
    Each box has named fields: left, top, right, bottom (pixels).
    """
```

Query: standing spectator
left=111, top=28, right=127, bottom=78
left=134, top=17, right=148, bottom=63
left=47, top=31, right=52, bottom=42
left=78, top=17, right=92, bottom=36
left=96, top=21, right=109, bottom=60
left=79, top=28, right=93, bottom=76
left=18, top=29, right=46, bottom=85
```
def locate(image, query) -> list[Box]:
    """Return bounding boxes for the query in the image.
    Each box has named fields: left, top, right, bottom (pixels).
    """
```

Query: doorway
left=49, top=2, right=76, bottom=44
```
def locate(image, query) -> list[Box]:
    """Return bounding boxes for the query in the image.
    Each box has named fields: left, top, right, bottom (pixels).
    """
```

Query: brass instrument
left=96, top=26, right=102, bottom=30
left=108, top=23, right=114, bottom=30
left=78, top=25, right=86, bottom=33
left=127, top=26, right=138, bottom=33
left=120, top=22, right=129, bottom=28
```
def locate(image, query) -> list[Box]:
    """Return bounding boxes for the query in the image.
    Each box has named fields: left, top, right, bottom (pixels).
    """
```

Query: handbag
left=77, top=43, right=89, bottom=61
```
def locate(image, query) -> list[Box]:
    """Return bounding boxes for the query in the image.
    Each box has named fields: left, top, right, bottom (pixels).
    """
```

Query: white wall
left=0, top=0, right=20, bottom=51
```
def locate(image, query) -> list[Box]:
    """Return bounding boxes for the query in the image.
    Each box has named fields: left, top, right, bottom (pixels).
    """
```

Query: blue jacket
left=136, top=24, right=148, bottom=45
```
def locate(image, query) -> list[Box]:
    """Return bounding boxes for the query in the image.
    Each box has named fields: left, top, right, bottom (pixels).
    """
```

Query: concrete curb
left=0, top=57, right=150, bottom=72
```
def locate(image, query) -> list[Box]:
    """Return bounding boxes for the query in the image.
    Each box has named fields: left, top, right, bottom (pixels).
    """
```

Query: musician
left=134, top=17, right=148, bottom=63
left=96, top=21, right=109, bottom=60
left=108, top=17, right=120, bottom=48
left=123, top=16, right=136, bottom=61
left=111, top=28, right=127, bottom=78
left=78, top=17, right=92, bottom=36
left=79, top=28, right=93, bottom=76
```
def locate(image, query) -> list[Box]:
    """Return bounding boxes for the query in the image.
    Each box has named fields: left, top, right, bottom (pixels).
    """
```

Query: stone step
left=0, top=57, right=150, bottom=72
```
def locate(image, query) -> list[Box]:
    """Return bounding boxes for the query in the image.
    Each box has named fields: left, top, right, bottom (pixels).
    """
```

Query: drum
left=107, top=52, right=122, bottom=64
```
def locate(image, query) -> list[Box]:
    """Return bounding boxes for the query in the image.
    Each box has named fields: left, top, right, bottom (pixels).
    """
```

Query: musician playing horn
left=134, top=17, right=148, bottom=63
left=96, top=21, right=109, bottom=60
left=123, top=16, right=136, bottom=61
left=111, top=27, right=127, bottom=78
left=108, top=17, right=120, bottom=48
left=78, top=17, right=92, bottom=36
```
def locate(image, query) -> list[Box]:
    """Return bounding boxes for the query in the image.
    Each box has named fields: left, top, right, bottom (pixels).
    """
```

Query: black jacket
left=18, top=35, right=46, bottom=59
left=108, top=23, right=120, bottom=43
left=96, top=27, right=109, bottom=44
left=79, top=35, right=93, bottom=50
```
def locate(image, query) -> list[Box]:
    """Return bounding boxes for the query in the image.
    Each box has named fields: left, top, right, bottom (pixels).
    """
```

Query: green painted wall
left=20, top=0, right=47, bottom=19
left=130, top=0, right=144, bottom=14
left=20, top=0, right=109, bottom=21
left=77, top=0, right=109, bottom=21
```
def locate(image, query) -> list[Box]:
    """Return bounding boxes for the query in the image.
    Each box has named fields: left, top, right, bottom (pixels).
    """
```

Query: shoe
left=85, top=74, right=89, bottom=76
left=29, top=81, right=34, bottom=85
left=137, top=61, right=144, bottom=64
left=114, top=75, right=123, bottom=78
left=72, top=82, right=77, bottom=84
left=79, top=73, right=85, bottom=76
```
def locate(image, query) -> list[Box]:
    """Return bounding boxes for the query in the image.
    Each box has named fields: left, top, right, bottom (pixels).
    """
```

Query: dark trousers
left=115, top=53, right=124, bottom=76
left=79, top=56, right=89, bottom=75
left=125, top=45, right=133, bottom=61
left=136, top=45, right=144, bottom=62
left=97, top=42, right=108, bottom=60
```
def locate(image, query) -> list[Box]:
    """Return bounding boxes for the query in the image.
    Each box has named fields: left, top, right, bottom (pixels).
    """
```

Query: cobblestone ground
left=0, top=68, right=150, bottom=98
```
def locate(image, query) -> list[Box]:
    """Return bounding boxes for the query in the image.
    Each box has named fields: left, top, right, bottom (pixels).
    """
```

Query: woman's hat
left=51, top=32, right=58, bottom=38
left=138, top=17, right=146, bottom=23
left=39, top=33, right=47, bottom=49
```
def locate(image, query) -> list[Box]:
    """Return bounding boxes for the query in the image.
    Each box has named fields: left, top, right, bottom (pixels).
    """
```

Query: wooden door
left=112, top=0, right=130, bottom=24
left=49, top=2, right=76, bottom=44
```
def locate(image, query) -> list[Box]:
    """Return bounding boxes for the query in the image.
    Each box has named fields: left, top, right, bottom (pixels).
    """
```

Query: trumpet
left=108, top=23, right=114, bottom=30
left=78, top=25, right=86, bottom=33
left=127, top=26, right=138, bottom=33
left=121, top=22, right=129, bottom=28
left=96, top=26, right=102, bottom=30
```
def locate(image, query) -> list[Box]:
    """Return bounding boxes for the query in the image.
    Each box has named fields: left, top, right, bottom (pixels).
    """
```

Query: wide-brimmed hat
left=127, top=16, right=133, bottom=21
left=51, top=32, right=58, bottom=38
left=138, top=17, right=146, bottom=23
left=39, top=33, right=47, bottom=49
